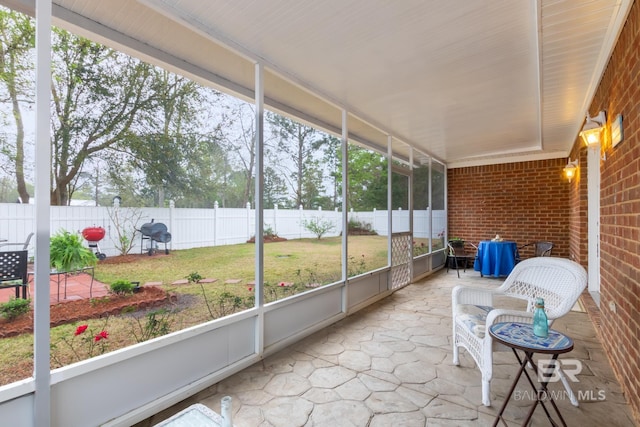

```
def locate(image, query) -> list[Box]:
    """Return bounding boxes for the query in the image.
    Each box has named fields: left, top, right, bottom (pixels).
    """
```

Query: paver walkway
left=137, top=268, right=636, bottom=426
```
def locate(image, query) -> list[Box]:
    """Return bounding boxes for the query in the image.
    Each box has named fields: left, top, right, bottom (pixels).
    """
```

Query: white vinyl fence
left=0, top=202, right=446, bottom=258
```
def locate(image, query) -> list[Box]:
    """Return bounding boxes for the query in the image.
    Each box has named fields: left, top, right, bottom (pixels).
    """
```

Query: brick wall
left=448, top=159, right=570, bottom=259
left=577, top=0, right=640, bottom=422
left=567, top=147, right=589, bottom=266
left=449, top=4, right=640, bottom=421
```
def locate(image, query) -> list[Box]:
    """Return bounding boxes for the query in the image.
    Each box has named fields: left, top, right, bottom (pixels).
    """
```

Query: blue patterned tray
left=489, top=322, right=573, bottom=352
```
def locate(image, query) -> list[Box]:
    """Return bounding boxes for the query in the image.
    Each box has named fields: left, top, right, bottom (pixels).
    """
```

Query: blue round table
left=473, top=240, right=518, bottom=277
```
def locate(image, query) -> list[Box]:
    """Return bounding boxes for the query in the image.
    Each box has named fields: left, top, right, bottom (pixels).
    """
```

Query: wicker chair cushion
left=456, top=304, right=492, bottom=339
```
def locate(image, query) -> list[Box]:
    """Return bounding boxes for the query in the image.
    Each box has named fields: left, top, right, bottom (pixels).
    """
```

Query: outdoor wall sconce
left=564, top=159, right=578, bottom=182
left=579, top=111, right=606, bottom=147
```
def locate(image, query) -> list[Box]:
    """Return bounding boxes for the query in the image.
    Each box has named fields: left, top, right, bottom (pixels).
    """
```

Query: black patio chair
left=0, top=232, right=34, bottom=251
left=446, top=240, right=477, bottom=278
left=0, top=250, right=29, bottom=299
left=515, top=241, right=554, bottom=263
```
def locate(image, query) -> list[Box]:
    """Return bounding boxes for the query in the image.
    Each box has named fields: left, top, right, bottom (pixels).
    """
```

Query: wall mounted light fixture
left=579, top=111, right=606, bottom=147
left=564, top=159, right=578, bottom=182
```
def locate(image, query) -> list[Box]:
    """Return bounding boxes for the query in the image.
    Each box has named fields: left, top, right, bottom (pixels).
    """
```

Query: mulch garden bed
left=0, top=286, right=175, bottom=338
left=246, top=236, right=288, bottom=243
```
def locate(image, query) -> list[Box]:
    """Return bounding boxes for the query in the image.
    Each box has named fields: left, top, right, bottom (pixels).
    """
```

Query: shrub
left=107, top=206, right=143, bottom=256
left=201, top=287, right=247, bottom=319
left=186, top=272, right=203, bottom=284
left=50, top=321, right=110, bottom=367
left=110, top=279, right=135, bottom=295
left=0, top=298, right=31, bottom=321
left=302, top=217, right=336, bottom=239
left=247, top=224, right=284, bottom=243
left=347, top=218, right=376, bottom=235
left=413, top=240, right=429, bottom=256
left=264, top=225, right=278, bottom=239
left=348, top=254, right=368, bottom=276
left=129, top=309, right=173, bottom=343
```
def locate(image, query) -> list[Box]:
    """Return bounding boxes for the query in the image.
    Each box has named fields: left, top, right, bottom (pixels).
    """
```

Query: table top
left=154, top=403, right=225, bottom=426
left=480, top=239, right=516, bottom=244
left=489, top=322, right=573, bottom=354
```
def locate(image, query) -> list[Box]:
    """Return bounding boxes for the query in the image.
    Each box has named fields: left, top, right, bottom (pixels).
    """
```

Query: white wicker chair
left=451, top=257, right=587, bottom=406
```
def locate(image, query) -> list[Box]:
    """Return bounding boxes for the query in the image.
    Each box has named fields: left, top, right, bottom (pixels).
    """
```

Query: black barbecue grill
left=139, top=220, right=171, bottom=255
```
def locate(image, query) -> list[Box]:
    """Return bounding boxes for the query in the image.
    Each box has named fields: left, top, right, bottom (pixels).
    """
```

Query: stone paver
left=141, top=269, right=637, bottom=427
left=308, top=400, right=371, bottom=426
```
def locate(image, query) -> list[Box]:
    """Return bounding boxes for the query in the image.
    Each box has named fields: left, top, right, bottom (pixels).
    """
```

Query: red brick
left=448, top=2, right=640, bottom=422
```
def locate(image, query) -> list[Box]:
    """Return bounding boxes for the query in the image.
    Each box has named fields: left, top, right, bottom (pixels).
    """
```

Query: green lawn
left=0, top=235, right=431, bottom=386
left=94, top=235, right=389, bottom=286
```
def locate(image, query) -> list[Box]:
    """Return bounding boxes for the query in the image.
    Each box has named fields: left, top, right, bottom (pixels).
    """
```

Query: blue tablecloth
left=474, top=240, right=518, bottom=277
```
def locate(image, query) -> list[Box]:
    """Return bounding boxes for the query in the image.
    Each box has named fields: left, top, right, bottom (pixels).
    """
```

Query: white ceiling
left=4, top=0, right=632, bottom=167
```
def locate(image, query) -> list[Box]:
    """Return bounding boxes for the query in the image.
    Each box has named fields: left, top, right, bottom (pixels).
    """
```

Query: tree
left=120, top=71, right=232, bottom=208
left=101, top=159, right=152, bottom=207
left=320, top=135, right=342, bottom=209
left=263, top=165, right=288, bottom=208
left=413, top=163, right=430, bottom=210
left=128, top=70, right=199, bottom=206
left=0, top=175, right=21, bottom=202
left=175, top=133, right=230, bottom=208
left=224, top=101, right=256, bottom=208
left=266, top=113, right=327, bottom=208
left=300, top=158, right=326, bottom=208
left=49, top=28, right=157, bottom=205
left=344, top=144, right=388, bottom=211
left=0, top=8, right=34, bottom=203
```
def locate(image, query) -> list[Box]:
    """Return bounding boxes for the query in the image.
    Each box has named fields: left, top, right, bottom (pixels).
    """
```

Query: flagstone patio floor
left=135, top=268, right=636, bottom=426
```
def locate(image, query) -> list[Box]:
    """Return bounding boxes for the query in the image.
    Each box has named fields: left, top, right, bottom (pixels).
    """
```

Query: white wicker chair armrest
left=485, top=308, right=534, bottom=329
left=452, top=285, right=495, bottom=307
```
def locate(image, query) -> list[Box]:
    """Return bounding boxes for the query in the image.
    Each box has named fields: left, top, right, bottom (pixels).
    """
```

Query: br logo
left=537, top=359, right=582, bottom=383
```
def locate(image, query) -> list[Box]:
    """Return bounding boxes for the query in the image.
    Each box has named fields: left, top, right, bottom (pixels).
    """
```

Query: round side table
left=489, top=321, right=574, bottom=427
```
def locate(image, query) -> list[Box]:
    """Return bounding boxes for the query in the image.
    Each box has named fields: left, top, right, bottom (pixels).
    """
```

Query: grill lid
left=140, top=222, right=171, bottom=243
left=140, top=222, right=167, bottom=237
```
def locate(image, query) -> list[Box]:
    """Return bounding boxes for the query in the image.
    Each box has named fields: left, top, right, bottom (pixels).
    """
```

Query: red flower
left=248, top=287, right=253, bottom=292
left=279, top=282, right=285, bottom=287
left=95, top=330, right=109, bottom=342
left=75, top=325, right=88, bottom=336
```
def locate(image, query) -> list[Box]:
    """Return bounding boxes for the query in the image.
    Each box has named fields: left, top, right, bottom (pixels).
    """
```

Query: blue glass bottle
left=533, top=297, right=549, bottom=338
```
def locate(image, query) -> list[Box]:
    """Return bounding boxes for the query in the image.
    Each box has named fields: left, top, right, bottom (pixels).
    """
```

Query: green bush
left=302, top=218, right=336, bottom=239
left=129, top=309, right=173, bottom=343
left=264, top=225, right=278, bottom=239
left=110, top=279, right=135, bottom=295
left=0, top=298, right=31, bottom=321
left=186, top=272, right=203, bottom=284
left=347, top=218, right=376, bottom=235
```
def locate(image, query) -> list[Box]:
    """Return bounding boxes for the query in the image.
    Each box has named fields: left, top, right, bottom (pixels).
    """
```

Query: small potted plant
left=49, top=229, right=97, bottom=273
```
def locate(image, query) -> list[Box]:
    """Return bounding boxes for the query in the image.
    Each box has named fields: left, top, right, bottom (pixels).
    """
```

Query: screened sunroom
left=0, top=1, right=638, bottom=426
